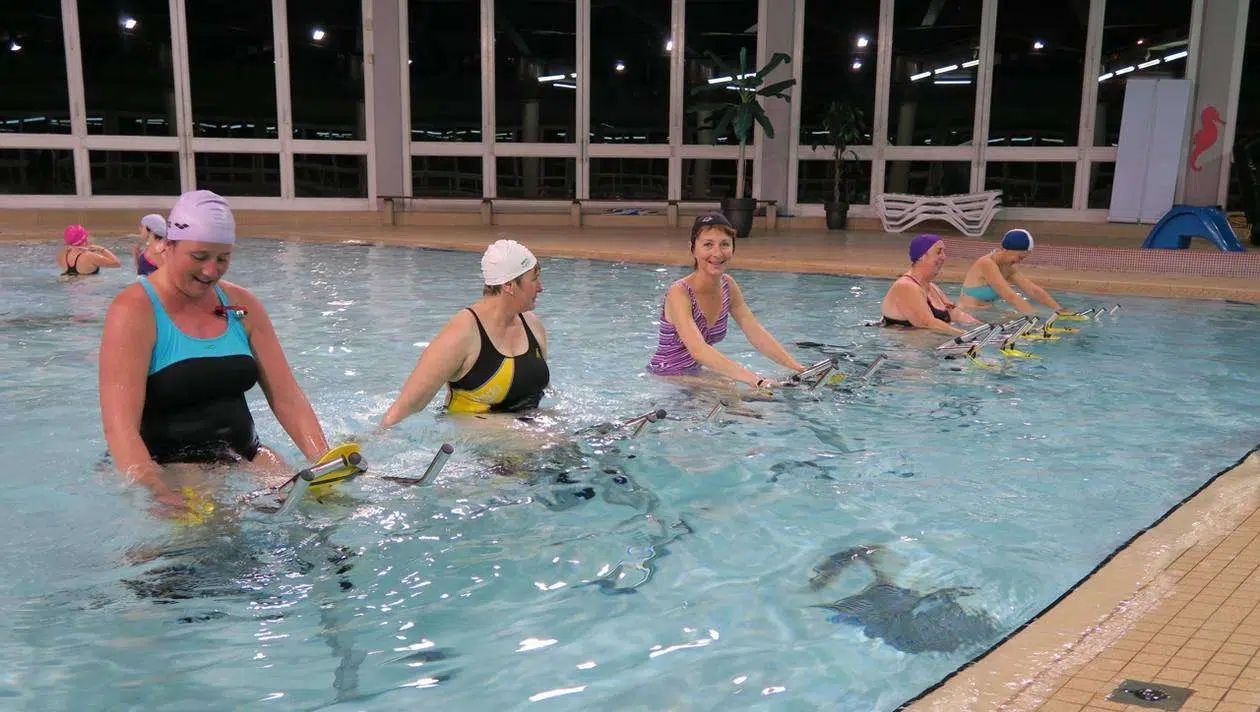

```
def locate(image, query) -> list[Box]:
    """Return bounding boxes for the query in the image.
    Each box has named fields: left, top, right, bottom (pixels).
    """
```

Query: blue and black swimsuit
left=138, top=278, right=261, bottom=464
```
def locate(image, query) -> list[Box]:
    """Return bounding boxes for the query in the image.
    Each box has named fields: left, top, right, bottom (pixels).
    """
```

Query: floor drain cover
left=1106, top=679, right=1193, bottom=710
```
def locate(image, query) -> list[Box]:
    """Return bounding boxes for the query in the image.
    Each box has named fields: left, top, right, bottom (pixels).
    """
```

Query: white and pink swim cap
left=166, top=190, right=236, bottom=245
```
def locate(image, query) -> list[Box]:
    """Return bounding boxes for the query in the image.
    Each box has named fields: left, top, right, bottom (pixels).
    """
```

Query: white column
left=169, top=0, right=196, bottom=192
left=60, top=0, right=90, bottom=196
left=752, top=0, right=796, bottom=207
left=272, top=0, right=295, bottom=199
left=1072, top=0, right=1105, bottom=212
left=366, top=0, right=407, bottom=198
left=969, top=0, right=998, bottom=193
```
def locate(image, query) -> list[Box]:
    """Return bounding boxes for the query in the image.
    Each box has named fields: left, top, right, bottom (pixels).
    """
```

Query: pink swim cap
left=64, top=224, right=89, bottom=246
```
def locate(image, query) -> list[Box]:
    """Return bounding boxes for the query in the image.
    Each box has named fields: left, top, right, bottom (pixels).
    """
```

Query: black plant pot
left=824, top=201, right=849, bottom=230
left=720, top=197, right=757, bottom=238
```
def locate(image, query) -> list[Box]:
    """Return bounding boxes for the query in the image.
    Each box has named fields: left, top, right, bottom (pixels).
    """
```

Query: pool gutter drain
left=1106, top=679, right=1192, bottom=710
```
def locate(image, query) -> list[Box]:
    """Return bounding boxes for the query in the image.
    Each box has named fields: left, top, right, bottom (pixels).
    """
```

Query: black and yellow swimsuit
left=446, top=308, right=549, bottom=414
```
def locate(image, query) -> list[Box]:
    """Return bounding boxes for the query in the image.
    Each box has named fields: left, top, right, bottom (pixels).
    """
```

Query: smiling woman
left=97, top=190, right=333, bottom=518
left=645, top=212, right=806, bottom=390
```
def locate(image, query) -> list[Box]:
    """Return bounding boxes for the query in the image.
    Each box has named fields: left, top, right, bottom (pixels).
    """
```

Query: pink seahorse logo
left=1189, top=106, right=1224, bottom=172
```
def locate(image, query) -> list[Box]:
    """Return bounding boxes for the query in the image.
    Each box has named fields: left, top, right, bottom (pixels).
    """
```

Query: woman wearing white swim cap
left=99, top=190, right=334, bottom=518
left=382, top=239, right=549, bottom=427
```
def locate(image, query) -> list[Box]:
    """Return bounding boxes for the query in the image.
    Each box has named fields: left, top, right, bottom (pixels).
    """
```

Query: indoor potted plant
left=810, top=100, right=865, bottom=230
left=690, top=47, right=796, bottom=237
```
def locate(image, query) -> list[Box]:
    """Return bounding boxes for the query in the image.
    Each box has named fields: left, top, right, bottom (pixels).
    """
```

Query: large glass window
left=589, top=0, right=669, bottom=144
left=0, top=149, right=75, bottom=193
left=988, top=4, right=1085, bottom=146
left=984, top=161, right=1075, bottom=208
left=887, top=0, right=982, bottom=146
left=288, top=1, right=365, bottom=140
left=90, top=151, right=180, bottom=195
left=682, top=159, right=753, bottom=200
left=79, top=0, right=176, bottom=136
left=0, top=1, right=71, bottom=134
left=683, top=0, right=758, bottom=145
left=494, top=0, right=575, bottom=143
left=294, top=154, right=367, bottom=197
left=797, top=160, right=873, bottom=205
left=589, top=158, right=668, bottom=200
left=195, top=153, right=281, bottom=196
left=412, top=156, right=483, bottom=197
left=885, top=160, right=971, bottom=195
left=496, top=157, right=575, bottom=198
left=1093, top=0, right=1193, bottom=146
left=409, top=0, right=481, bottom=142
left=186, top=1, right=278, bottom=138
left=1087, top=162, right=1115, bottom=209
left=799, top=0, right=878, bottom=146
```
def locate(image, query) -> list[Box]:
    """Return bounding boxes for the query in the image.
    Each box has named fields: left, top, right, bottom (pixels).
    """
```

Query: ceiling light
left=1114, top=65, right=1135, bottom=75
left=122, top=17, right=137, bottom=30
left=856, top=35, right=869, bottom=48
left=1032, top=40, right=1045, bottom=50
left=614, top=60, right=625, bottom=72
left=1138, top=59, right=1160, bottom=69
left=1163, top=50, right=1188, bottom=62
left=851, top=60, right=862, bottom=70
left=8, top=41, right=20, bottom=52
left=665, top=39, right=674, bottom=52
left=311, top=28, right=326, bottom=41
left=961, top=59, right=979, bottom=68
left=910, top=70, right=931, bottom=81
left=933, top=64, right=959, bottom=74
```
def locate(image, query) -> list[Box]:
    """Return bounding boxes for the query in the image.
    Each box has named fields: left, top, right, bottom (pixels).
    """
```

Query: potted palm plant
left=809, top=100, right=865, bottom=230
left=690, top=48, right=796, bottom=237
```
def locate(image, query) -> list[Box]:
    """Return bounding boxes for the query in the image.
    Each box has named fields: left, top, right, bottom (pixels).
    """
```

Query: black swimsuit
left=881, top=274, right=953, bottom=327
left=62, top=249, right=99, bottom=276
left=446, top=309, right=550, bottom=413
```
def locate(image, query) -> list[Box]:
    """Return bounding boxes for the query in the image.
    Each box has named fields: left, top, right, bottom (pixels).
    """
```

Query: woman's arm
left=84, top=245, right=122, bottom=269
left=662, top=283, right=766, bottom=387
left=932, top=283, right=983, bottom=325
left=1010, top=270, right=1063, bottom=311
left=888, top=281, right=964, bottom=336
left=228, top=284, right=329, bottom=462
left=979, top=260, right=1037, bottom=314
left=726, top=277, right=805, bottom=373
left=99, top=286, right=180, bottom=503
left=381, top=311, right=477, bottom=428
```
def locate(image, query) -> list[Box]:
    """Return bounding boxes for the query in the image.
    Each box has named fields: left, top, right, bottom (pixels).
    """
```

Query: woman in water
left=879, top=234, right=982, bottom=336
left=133, top=213, right=167, bottom=276
left=957, top=228, right=1064, bottom=315
left=98, top=190, right=333, bottom=515
left=381, top=239, right=549, bottom=427
left=57, top=224, right=120, bottom=276
left=647, top=212, right=806, bottom=390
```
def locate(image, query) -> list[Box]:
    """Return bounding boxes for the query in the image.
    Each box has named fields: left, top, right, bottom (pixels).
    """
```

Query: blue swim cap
left=1001, top=228, right=1034, bottom=251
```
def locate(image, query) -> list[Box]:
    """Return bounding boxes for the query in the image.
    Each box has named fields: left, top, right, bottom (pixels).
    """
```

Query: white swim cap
left=481, top=239, right=537, bottom=286
left=140, top=213, right=167, bottom=238
left=166, top=190, right=235, bottom=245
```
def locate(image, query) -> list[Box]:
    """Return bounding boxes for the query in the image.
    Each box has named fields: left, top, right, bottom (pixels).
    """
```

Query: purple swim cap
left=908, top=234, right=942, bottom=263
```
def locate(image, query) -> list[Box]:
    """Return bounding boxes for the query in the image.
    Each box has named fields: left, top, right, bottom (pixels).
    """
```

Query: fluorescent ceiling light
left=1097, top=72, right=1114, bottom=82
left=856, top=36, right=869, bottom=48
left=537, top=74, right=566, bottom=82
left=933, top=79, right=971, bottom=85
left=311, top=28, right=325, bottom=41
left=933, top=64, right=959, bottom=74
left=910, top=71, right=931, bottom=81
left=1163, top=50, right=1188, bottom=62
left=961, top=59, right=979, bottom=68
left=1138, top=59, right=1161, bottom=69
left=1114, top=65, right=1135, bottom=75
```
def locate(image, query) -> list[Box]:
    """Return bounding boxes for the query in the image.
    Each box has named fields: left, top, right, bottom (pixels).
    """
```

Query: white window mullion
left=970, top=0, right=998, bottom=194
left=482, top=0, right=496, bottom=198
left=870, top=0, right=894, bottom=200
left=399, top=0, right=414, bottom=195
left=752, top=0, right=768, bottom=199
left=667, top=0, right=684, bottom=201
left=272, top=0, right=295, bottom=200
left=785, top=0, right=805, bottom=214
left=60, top=0, right=90, bottom=196
left=362, top=0, right=378, bottom=202
left=576, top=0, right=590, bottom=200
left=169, top=0, right=196, bottom=192
left=1073, top=0, right=1106, bottom=212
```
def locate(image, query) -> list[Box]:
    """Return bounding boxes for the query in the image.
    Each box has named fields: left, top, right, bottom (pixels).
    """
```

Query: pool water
left=0, top=238, right=1257, bottom=711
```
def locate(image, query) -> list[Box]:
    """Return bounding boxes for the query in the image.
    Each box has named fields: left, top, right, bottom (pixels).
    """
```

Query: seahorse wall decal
left=1189, top=105, right=1225, bottom=172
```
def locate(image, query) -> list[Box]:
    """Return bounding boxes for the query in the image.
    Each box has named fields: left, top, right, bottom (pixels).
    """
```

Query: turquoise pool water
left=0, top=238, right=1257, bottom=711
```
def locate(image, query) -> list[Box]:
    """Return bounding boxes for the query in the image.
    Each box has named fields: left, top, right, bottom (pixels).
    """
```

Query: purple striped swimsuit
left=647, top=276, right=730, bottom=375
